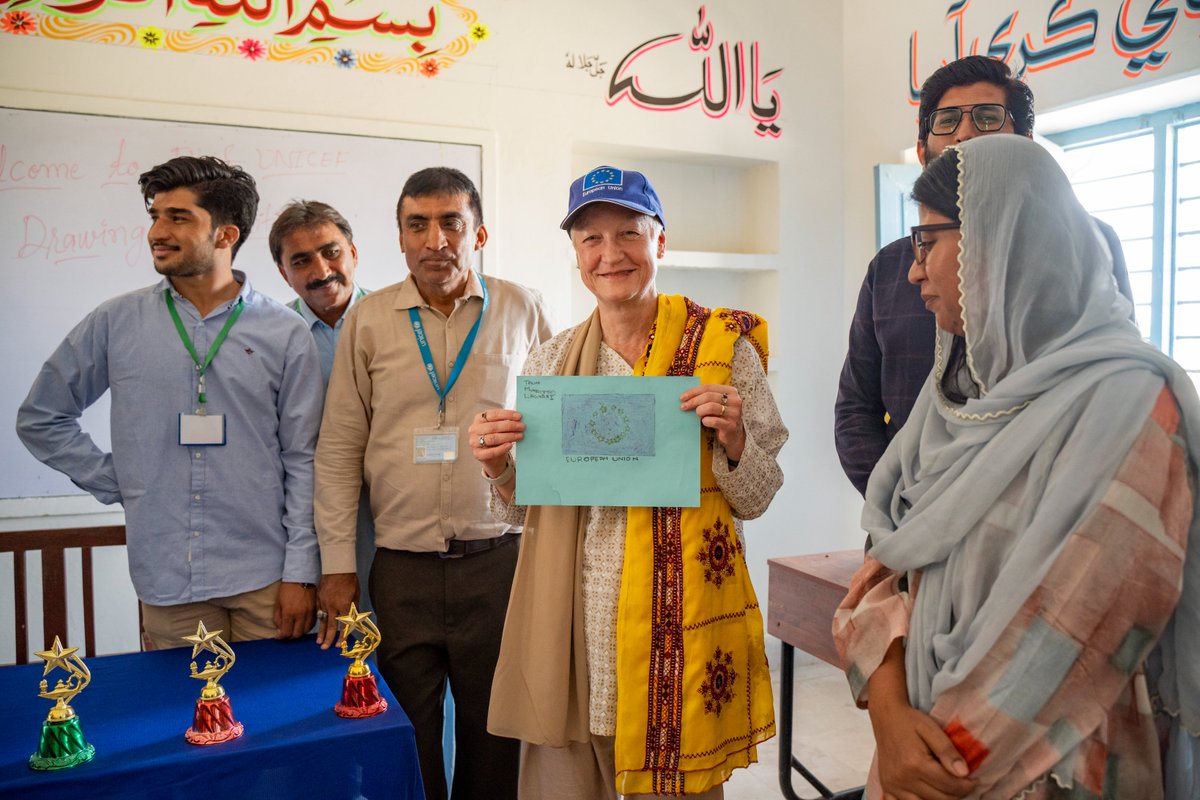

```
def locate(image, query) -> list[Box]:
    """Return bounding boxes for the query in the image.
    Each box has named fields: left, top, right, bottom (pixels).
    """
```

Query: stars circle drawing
left=587, top=403, right=631, bottom=446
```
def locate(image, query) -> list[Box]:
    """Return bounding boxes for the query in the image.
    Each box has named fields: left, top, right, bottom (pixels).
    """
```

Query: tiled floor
left=724, top=652, right=873, bottom=800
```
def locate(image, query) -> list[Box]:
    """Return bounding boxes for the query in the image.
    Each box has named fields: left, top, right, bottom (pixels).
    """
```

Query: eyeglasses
left=926, top=104, right=1011, bottom=136
left=910, top=223, right=961, bottom=266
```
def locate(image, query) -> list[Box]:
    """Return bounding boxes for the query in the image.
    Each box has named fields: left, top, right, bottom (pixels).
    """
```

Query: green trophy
left=29, top=636, right=96, bottom=771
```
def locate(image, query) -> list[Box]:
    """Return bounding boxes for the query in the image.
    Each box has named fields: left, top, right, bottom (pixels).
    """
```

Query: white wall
left=0, top=1, right=851, bottom=657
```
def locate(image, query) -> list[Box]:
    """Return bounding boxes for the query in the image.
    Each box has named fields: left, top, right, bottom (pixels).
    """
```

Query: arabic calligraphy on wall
left=606, top=6, right=783, bottom=138
left=0, top=0, right=487, bottom=77
left=909, top=0, right=1200, bottom=103
left=566, top=52, right=607, bottom=79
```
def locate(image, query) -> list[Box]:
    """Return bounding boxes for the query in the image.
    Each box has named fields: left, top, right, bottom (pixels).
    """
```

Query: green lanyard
left=164, top=289, right=245, bottom=410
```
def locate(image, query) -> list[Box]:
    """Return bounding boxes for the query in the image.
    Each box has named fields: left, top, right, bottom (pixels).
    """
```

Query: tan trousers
left=140, top=581, right=280, bottom=650
left=519, top=735, right=724, bottom=800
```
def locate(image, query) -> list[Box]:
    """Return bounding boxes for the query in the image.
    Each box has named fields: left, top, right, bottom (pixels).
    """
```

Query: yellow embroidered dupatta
left=615, top=294, right=775, bottom=795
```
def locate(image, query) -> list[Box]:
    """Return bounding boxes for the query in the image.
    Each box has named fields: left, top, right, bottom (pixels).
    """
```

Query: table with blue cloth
left=0, top=636, right=424, bottom=799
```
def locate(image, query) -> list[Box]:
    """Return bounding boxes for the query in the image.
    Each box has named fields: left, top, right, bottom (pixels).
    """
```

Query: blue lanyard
left=408, top=274, right=489, bottom=424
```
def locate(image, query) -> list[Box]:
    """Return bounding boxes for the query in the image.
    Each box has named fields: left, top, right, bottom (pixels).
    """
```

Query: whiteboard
left=0, top=107, right=482, bottom=499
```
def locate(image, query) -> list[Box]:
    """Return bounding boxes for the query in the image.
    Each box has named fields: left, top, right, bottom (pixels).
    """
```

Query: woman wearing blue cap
left=469, top=165, right=788, bottom=798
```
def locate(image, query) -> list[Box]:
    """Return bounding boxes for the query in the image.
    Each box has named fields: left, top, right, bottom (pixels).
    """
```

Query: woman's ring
left=721, top=393, right=729, bottom=405
left=316, top=610, right=327, bottom=620
left=479, top=435, right=486, bottom=447
left=720, top=405, right=727, bottom=417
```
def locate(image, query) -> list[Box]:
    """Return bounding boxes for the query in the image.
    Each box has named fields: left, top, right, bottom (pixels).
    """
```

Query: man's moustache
left=306, top=274, right=346, bottom=290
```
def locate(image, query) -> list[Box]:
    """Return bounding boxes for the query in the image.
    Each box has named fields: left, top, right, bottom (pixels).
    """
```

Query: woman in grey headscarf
left=834, top=135, right=1198, bottom=800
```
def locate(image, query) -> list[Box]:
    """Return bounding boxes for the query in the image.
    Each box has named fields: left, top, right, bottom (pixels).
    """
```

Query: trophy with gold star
left=182, top=621, right=244, bottom=745
left=333, top=603, right=388, bottom=718
left=29, top=636, right=96, bottom=771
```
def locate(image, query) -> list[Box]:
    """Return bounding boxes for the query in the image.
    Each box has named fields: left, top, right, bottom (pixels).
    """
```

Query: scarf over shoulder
left=488, top=294, right=776, bottom=795
left=863, top=136, right=1200, bottom=797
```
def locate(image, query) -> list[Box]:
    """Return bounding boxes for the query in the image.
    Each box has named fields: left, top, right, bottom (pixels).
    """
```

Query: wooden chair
left=1, top=525, right=131, bottom=665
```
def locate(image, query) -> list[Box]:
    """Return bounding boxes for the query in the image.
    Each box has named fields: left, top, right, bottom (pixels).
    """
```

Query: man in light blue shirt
left=17, top=156, right=323, bottom=649
left=270, top=199, right=375, bottom=610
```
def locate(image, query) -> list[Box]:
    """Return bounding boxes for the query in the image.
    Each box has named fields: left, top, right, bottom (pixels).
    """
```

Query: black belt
left=436, top=531, right=520, bottom=559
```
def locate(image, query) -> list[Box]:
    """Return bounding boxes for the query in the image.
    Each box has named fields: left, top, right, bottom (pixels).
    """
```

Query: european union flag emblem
left=583, top=167, right=622, bottom=189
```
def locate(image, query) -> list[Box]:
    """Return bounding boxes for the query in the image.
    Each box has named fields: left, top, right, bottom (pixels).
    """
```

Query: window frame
left=1047, top=101, right=1200, bottom=355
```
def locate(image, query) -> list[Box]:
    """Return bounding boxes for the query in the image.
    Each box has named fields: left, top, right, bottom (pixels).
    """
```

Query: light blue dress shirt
left=287, top=283, right=376, bottom=611
left=288, top=285, right=367, bottom=386
left=17, top=272, right=324, bottom=605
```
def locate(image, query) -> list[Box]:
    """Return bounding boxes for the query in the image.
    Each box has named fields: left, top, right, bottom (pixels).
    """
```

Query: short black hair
left=912, top=147, right=962, bottom=223
left=138, top=156, right=259, bottom=261
left=269, top=200, right=355, bottom=265
left=918, top=56, right=1034, bottom=146
left=395, top=167, right=483, bottom=229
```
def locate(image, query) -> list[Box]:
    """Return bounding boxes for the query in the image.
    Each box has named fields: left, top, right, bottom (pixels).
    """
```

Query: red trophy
left=181, top=621, right=244, bottom=744
left=333, top=603, right=388, bottom=718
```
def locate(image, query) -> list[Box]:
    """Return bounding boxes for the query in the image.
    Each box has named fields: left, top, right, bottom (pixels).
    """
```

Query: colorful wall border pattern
left=0, top=0, right=486, bottom=77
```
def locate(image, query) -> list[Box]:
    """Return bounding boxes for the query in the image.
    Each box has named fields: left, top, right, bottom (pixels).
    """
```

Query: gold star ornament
left=182, top=621, right=224, bottom=659
left=336, top=603, right=371, bottom=637
left=34, top=636, right=79, bottom=677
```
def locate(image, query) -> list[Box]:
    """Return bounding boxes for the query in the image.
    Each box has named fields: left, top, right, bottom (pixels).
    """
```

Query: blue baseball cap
left=560, top=165, right=666, bottom=231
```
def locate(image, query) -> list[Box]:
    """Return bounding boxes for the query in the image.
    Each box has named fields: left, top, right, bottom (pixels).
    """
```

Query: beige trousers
left=519, top=735, right=724, bottom=800
left=140, top=581, right=280, bottom=650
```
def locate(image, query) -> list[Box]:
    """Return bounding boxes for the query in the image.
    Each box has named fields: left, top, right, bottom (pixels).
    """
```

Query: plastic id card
left=414, top=426, right=458, bottom=463
left=179, top=413, right=227, bottom=446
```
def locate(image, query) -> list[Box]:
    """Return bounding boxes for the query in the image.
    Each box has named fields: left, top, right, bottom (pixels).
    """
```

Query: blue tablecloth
left=0, top=637, right=424, bottom=799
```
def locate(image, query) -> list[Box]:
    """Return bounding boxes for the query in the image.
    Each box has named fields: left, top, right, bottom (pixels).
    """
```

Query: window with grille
left=1049, top=102, right=1200, bottom=383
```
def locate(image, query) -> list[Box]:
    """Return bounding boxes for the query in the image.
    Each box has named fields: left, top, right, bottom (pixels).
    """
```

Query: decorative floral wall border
left=0, top=0, right=487, bottom=77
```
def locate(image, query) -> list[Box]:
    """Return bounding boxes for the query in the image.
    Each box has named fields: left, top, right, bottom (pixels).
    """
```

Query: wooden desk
left=768, top=551, right=863, bottom=666
left=767, top=550, right=863, bottom=800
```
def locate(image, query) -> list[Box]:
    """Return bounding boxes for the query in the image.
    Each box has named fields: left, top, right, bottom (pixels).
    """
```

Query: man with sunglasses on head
left=834, top=55, right=1134, bottom=496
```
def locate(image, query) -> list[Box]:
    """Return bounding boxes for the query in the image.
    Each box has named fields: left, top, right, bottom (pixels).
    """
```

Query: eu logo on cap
left=583, top=167, right=623, bottom=189
left=561, top=164, right=666, bottom=231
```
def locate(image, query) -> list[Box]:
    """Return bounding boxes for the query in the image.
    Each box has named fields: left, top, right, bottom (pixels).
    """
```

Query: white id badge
left=414, top=426, right=458, bottom=463
left=179, top=413, right=227, bottom=446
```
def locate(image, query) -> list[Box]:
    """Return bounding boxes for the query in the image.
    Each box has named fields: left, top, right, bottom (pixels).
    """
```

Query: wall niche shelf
left=660, top=250, right=779, bottom=272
